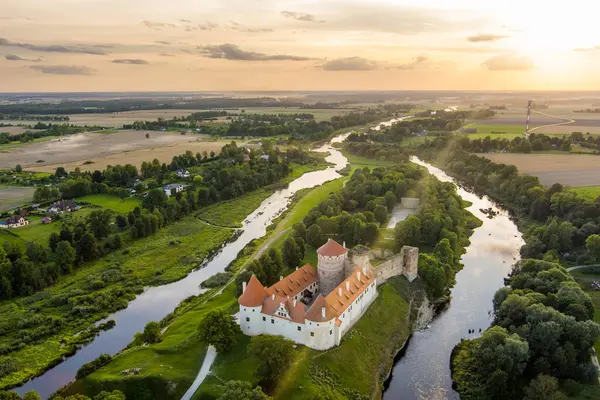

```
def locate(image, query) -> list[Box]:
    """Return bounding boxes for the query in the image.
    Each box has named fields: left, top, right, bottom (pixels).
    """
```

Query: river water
left=383, top=157, right=524, bottom=400
left=15, top=130, right=356, bottom=399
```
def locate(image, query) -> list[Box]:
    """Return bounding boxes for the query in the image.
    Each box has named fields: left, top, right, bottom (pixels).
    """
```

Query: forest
left=457, top=133, right=572, bottom=153
left=413, top=139, right=600, bottom=399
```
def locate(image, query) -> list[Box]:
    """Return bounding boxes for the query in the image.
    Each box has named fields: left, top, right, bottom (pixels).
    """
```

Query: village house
left=162, top=183, right=185, bottom=198
left=1, top=215, right=29, bottom=228
left=48, top=199, right=77, bottom=214
left=42, top=216, right=52, bottom=224
left=176, top=169, right=190, bottom=179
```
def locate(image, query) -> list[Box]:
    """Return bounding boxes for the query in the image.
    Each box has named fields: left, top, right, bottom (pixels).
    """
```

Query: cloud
left=281, top=11, right=324, bottom=23
left=226, top=22, right=272, bottom=33
left=0, top=37, right=105, bottom=55
left=155, top=41, right=171, bottom=45
left=159, top=53, right=174, bottom=57
left=482, top=54, right=534, bottom=71
left=30, top=65, right=94, bottom=75
left=574, top=45, right=600, bottom=52
left=5, top=54, right=27, bottom=61
left=179, top=19, right=192, bottom=23
left=112, top=59, right=150, bottom=65
left=198, top=43, right=313, bottom=61
left=321, top=57, right=378, bottom=71
left=467, top=34, right=508, bottom=42
left=395, top=55, right=428, bottom=70
left=185, top=22, right=219, bottom=32
left=142, top=20, right=176, bottom=31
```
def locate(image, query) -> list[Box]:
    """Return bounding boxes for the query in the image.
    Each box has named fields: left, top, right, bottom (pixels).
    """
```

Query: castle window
left=271, top=319, right=274, bottom=324
left=262, top=316, right=266, bottom=321
left=310, top=332, right=315, bottom=337
left=244, top=308, right=247, bottom=311
left=252, top=309, right=255, bottom=312
left=246, top=317, right=250, bottom=322
left=297, top=326, right=301, bottom=331
left=330, top=330, right=332, bottom=335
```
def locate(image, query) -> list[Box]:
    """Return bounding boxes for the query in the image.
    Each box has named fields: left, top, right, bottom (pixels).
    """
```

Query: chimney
left=362, top=266, right=367, bottom=275
left=346, top=281, right=350, bottom=291
left=295, top=266, right=298, bottom=271
left=242, top=281, right=247, bottom=293
left=280, top=276, right=283, bottom=281
left=357, top=271, right=361, bottom=281
left=321, top=307, right=326, bottom=319
left=271, top=293, right=275, bottom=300
left=343, top=240, right=346, bottom=248
left=293, top=299, right=297, bottom=307
left=338, top=288, right=342, bottom=296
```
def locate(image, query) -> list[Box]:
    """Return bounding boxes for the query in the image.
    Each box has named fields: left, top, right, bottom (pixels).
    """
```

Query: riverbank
left=1, top=160, right=330, bottom=396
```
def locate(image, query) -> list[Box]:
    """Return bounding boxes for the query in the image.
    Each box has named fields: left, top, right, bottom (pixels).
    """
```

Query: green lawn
left=344, top=153, right=397, bottom=169
left=76, top=285, right=239, bottom=400
left=78, top=194, right=142, bottom=213
left=0, top=217, right=233, bottom=390
left=570, top=186, right=600, bottom=201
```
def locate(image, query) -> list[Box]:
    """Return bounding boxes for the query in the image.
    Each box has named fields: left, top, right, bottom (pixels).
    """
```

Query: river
left=383, top=157, right=524, bottom=400
left=15, top=129, right=357, bottom=399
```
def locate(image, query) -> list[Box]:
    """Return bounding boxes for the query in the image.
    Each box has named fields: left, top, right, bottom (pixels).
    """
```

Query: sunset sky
left=1, top=0, right=599, bottom=92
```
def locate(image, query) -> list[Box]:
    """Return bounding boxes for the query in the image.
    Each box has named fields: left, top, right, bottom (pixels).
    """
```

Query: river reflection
left=383, top=157, right=524, bottom=400
left=14, top=128, right=362, bottom=398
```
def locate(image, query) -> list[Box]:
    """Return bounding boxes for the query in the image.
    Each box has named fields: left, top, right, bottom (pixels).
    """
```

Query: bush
left=201, top=272, right=231, bottom=288
left=75, top=353, right=112, bottom=379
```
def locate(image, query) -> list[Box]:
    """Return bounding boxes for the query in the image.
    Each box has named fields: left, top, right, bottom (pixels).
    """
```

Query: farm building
left=1, top=215, right=29, bottom=228
left=162, top=183, right=185, bottom=197
left=48, top=199, right=77, bottom=214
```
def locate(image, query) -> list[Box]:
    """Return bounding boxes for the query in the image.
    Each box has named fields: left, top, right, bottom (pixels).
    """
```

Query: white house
left=238, top=239, right=378, bottom=351
left=176, top=169, right=190, bottom=179
left=162, top=183, right=185, bottom=197
left=1, top=216, right=29, bottom=228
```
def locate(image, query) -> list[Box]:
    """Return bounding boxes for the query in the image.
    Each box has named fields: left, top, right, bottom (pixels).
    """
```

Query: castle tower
left=316, top=239, right=348, bottom=296
left=347, top=246, right=372, bottom=278
left=401, top=246, right=419, bottom=282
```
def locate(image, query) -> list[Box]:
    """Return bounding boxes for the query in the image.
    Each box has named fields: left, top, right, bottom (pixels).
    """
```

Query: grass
left=343, top=153, right=397, bottom=169
left=191, top=276, right=417, bottom=400
left=570, top=186, right=600, bottom=201
left=78, top=194, right=142, bottom=213
left=75, top=285, right=239, bottom=400
left=197, top=161, right=329, bottom=228
left=0, top=217, right=234, bottom=390
left=461, top=123, right=527, bottom=136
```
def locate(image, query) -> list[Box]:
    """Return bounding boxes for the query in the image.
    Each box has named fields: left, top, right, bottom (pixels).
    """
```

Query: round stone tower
left=316, top=239, right=348, bottom=296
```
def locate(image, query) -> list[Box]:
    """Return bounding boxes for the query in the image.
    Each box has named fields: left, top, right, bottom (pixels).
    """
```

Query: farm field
left=78, top=194, right=142, bottom=213
left=0, top=126, right=30, bottom=135
left=0, top=185, right=35, bottom=212
left=1, top=129, right=203, bottom=170
left=481, top=153, right=600, bottom=187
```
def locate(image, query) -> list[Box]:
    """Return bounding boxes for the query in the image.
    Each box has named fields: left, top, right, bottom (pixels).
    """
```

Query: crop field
left=0, top=126, right=30, bottom=135
left=78, top=194, right=142, bottom=213
left=1, top=129, right=205, bottom=170
left=0, top=185, right=35, bottom=211
left=481, top=153, right=600, bottom=187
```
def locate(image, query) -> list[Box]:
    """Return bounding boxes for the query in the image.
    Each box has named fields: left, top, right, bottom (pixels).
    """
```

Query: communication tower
left=525, top=99, right=532, bottom=138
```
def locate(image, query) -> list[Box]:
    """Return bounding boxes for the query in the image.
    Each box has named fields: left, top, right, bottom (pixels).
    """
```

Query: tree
left=198, top=310, right=240, bottom=353
left=48, top=232, right=60, bottom=252
left=193, top=175, right=204, bottom=185
left=523, top=375, right=565, bottom=400
left=55, top=166, right=68, bottom=178
left=55, top=241, right=76, bottom=273
left=384, top=190, right=397, bottom=211
left=249, top=335, right=294, bottom=385
left=140, top=321, right=162, bottom=344
left=142, top=188, right=167, bottom=211
left=419, top=254, right=446, bottom=298
left=115, top=215, right=128, bottom=230
left=373, top=205, right=388, bottom=224
left=292, top=222, right=306, bottom=241
left=87, top=209, right=113, bottom=239
left=218, top=381, right=271, bottom=400
left=23, top=392, right=41, bottom=400
left=306, top=224, right=326, bottom=248
left=282, top=237, right=302, bottom=268
left=15, top=164, right=22, bottom=173
left=586, top=234, right=600, bottom=261
left=434, top=238, right=454, bottom=266
left=77, top=233, right=98, bottom=261
left=395, top=215, right=421, bottom=250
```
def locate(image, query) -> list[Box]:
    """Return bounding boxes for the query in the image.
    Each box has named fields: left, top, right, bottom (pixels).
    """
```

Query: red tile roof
left=325, top=266, right=375, bottom=317
left=261, top=295, right=307, bottom=324
left=238, top=275, right=267, bottom=307
left=266, top=264, right=316, bottom=299
left=316, top=239, right=348, bottom=257
left=305, top=295, right=339, bottom=322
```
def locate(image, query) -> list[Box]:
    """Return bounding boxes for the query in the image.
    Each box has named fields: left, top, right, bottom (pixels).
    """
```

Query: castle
left=238, top=239, right=419, bottom=350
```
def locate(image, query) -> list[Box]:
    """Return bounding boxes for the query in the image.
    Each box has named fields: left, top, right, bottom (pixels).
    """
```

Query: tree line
left=457, top=133, right=572, bottom=153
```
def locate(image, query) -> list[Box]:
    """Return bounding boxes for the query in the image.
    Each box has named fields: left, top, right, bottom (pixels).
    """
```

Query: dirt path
left=529, top=110, right=575, bottom=134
